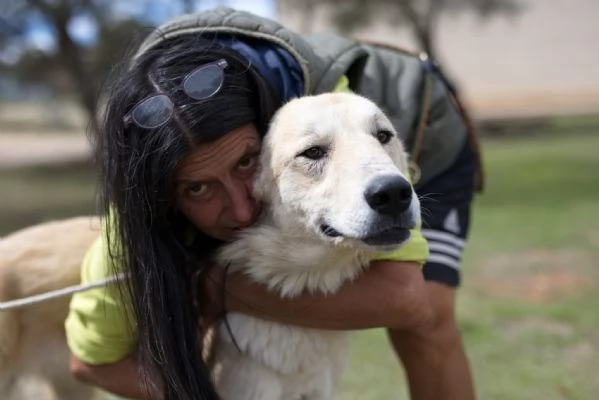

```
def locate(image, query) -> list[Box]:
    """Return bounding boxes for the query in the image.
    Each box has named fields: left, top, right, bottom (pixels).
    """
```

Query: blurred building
left=279, top=0, right=599, bottom=118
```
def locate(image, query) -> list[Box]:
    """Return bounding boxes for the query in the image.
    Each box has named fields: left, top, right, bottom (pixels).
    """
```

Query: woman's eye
left=187, top=183, right=207, bottom=197
left=300, top=146, right=327, bottom=160
left=238, top=155, right=257, bottom=171
left=376, top=130, right=393, bottom=144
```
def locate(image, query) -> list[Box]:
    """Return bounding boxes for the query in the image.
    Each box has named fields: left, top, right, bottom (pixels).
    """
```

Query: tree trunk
left=415, top=22, right=461, bottom=94
left=416, top=25, right=437, bottom=61
left=181, top=0, right=195, bottom=14
left=402, top=3, right=438, bottom=60
left=54, top=15, right=99, bottom=135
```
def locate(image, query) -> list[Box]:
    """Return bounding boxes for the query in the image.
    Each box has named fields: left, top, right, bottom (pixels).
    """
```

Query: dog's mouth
left=320, top=224, right=344, bottom=238
left=361, top=226, right=411, bottom=246
left=320, top=224, right=411, bottom=247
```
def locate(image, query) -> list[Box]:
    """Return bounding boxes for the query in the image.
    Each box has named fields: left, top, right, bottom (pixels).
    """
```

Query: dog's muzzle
left=320, top=175, right=416, bottom=247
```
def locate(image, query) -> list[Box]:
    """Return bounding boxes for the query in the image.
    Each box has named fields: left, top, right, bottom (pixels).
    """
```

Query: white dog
left=0, top=92, right=419, bottom=400
left=211, top=92, right=420, bottom=400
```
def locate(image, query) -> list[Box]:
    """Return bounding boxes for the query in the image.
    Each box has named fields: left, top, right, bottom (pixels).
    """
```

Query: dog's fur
left=0, top=217, right=101, bottom=399
left=211, top=92, right=420, bottom=400
left=0, top=92, right=419, bottom=400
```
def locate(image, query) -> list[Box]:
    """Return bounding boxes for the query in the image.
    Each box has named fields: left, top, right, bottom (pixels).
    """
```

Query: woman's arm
left=203, top=260, right=433, bottom=331
left=70, top=352, right=161, bottom=400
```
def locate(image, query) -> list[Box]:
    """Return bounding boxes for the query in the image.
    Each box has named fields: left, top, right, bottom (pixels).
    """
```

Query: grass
left=1, top=127, right=598, bottom=399
left=0, top=161, right=98, bottom=236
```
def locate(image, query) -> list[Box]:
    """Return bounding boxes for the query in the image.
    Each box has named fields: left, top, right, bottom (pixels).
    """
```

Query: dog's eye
left=300, top=146, right=327, bottom=160
left=376, top=130, right=393, bottom=144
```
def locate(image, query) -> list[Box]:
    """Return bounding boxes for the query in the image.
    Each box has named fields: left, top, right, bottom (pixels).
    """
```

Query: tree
left=279, top=0, right=522, bottom=62
left=91, top=18, right=154, bottom=88
left=0, top=0, right=197, bottom=133
left=1, top=0, right=114, bottom=132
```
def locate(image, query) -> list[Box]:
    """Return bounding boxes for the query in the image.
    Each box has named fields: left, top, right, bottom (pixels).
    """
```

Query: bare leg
left=387, top=281, right=476, bottom=400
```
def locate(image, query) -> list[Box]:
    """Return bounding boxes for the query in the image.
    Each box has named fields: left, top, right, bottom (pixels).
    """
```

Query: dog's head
left=255, top=92, right=420, bottom=251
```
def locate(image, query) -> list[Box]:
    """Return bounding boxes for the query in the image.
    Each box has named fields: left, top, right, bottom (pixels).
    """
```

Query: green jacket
left=137, top=7, right=469, bottom=186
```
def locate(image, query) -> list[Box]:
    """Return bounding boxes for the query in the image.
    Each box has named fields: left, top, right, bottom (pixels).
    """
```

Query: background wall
left=280, top=0, right=599, bottom=118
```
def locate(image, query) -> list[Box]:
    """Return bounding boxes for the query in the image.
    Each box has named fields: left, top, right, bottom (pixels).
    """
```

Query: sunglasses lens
left=131, top=94, right=173, bottom=128
left=183, top=64, right=224, bottom=100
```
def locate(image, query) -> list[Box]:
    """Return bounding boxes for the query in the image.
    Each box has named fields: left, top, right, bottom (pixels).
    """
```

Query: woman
left=66, top=7, right=478, bottom=400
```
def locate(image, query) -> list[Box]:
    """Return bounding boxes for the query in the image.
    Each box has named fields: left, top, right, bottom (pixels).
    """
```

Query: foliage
left=0, top=1, right=173, bottom=132
left=279, top=0, right=523, bottom=60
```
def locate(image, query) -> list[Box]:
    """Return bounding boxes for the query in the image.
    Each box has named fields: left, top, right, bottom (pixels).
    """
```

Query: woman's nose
left=228, top=179, right=255, bottom=225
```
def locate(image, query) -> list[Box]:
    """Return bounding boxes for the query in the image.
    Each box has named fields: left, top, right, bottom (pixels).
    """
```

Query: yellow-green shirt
left=65, top=234, right=134, bottom=365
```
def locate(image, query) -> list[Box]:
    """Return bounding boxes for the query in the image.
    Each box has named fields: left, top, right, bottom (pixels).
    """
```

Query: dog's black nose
left=364, top=175, right=413, bottom=215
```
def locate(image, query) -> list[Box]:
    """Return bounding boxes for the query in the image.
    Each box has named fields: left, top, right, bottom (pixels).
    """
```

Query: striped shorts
left=416, top=139, right=477, bottom=287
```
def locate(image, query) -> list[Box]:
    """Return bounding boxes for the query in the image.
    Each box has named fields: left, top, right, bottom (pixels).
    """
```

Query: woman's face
left=176, top=123, right=262, bottom=241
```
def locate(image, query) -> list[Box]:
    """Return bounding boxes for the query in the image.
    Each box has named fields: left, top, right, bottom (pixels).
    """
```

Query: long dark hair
left=94, top=34, right=280, bottom=400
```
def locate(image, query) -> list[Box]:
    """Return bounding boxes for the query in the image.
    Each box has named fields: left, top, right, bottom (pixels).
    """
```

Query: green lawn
left=0, top=161, right=97, bottom=236
left=1, top=131, right=598, bottom=400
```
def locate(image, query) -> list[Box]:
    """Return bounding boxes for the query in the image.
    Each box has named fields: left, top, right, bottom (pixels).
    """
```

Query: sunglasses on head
left=123, top=59, right=228, bottom=129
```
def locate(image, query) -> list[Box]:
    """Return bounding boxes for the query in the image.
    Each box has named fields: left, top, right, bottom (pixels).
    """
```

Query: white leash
left=0, top=273, right=127, bottom=311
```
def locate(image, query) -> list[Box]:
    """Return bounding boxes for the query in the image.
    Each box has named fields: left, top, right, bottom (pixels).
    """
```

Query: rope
left=0, top=273, right=127, bottom=311
left=448, top=89, right=485, bottom=192
left=408, top=54, right=434, bottom=185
